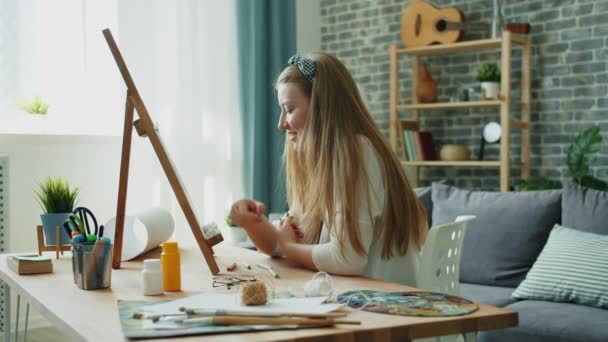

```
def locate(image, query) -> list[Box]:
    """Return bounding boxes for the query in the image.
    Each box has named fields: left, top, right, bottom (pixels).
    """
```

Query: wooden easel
left=102, top=28, right=222, bottom=274
left=37, top=225, right=70, bottom=259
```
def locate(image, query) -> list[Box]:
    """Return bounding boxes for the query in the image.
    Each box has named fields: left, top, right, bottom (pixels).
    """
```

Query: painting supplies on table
left=120, top=293, right=357, bottom=340
left=256, top=263, right=279, bottom=278
left=72, top=223, right=113, bottom=290
left=179, top=308, right=348, bottom=319
left=8, top=255, right=53, bottom=275
left=142, top=259, right=164, bottom=296
left=118, top=299, right=353, bottom=339
left=177, top=316, right=360, bottom=326
left=161, top=241, right=181, bottom=291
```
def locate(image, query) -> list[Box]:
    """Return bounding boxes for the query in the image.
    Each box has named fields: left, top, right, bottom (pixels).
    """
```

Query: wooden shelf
left=395, top=34, right=529, bottom=56
left=389, top=31, right=532, bottom=192
left=401, top=161, right=501, bottom=167
left=397, top=100, right=501, bottom=110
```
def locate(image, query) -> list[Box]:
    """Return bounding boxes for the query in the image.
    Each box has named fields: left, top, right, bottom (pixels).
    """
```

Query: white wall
left=296, top=0, right=321, bottom=54
left=0, top=134, right=165, bottom=253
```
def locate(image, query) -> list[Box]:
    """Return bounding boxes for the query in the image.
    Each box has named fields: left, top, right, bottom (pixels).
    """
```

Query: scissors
left=63, top=207, right=104, bottom=239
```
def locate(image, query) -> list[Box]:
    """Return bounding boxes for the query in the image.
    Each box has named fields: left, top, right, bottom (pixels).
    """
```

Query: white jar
left=142, top=259, right=163, bottom=296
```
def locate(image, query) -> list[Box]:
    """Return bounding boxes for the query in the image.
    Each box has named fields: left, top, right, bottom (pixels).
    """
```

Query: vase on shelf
left=481, top=82, right=500, bottom=100
left=416, top=63, right=438, bottom=103
left=491, top=0, right=504, bottom=38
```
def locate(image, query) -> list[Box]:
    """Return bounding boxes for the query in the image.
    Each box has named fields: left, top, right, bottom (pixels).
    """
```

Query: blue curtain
left=236, top=0, right=295, bottom=213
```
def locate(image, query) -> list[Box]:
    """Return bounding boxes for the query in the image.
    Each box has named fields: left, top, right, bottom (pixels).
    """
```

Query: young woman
left=230, top=52, right=427, bottom=286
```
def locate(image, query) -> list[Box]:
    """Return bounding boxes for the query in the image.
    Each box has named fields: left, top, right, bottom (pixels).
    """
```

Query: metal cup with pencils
left=65, top=207, right=113, bottom=290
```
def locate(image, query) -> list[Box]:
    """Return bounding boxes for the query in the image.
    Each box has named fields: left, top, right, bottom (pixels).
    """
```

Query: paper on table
left=143, top=293, right=342, bottom=316
left=103, top=207, right=174, bottom=261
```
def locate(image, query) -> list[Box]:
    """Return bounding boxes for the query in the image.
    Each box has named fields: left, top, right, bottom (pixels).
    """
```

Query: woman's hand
left=229, top=199, right=266, bottom=229
left=278, top=215, right=304, bottom=244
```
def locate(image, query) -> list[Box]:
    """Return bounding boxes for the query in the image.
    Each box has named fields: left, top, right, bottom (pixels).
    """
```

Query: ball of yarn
left=241, top=281, right=268, bottom=305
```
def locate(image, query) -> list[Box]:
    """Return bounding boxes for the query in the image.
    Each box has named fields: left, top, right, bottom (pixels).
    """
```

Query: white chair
left=416, top=215, right=476, bottom=342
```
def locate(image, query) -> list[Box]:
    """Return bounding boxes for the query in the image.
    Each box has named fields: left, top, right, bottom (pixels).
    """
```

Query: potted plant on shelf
left=475, top=63, right=501, bottom=100
left=34, top=177, right=79, bottom=245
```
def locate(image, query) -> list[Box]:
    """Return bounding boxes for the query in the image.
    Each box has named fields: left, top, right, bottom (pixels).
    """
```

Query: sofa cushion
left=562, top=182, right=608, bottom=234
left=459, top=283, right=517, bottom=307
left=513, top=224, right=608, bottom=309
left=478, top=300, right=608, bottom=342
left=432, top=183, right=561, bottom=287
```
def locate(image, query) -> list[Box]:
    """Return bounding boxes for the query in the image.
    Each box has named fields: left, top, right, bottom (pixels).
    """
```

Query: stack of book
left=8, top=255, right=53, bottom=275
left=402, top=130, right=437, bottom=161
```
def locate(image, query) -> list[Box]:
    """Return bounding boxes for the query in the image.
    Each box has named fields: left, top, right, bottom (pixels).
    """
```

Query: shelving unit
left=389, top=31, right=531, bottom=192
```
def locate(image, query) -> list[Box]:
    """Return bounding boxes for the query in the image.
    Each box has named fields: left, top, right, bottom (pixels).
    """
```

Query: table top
left=0, top=243, right=517, bottom=342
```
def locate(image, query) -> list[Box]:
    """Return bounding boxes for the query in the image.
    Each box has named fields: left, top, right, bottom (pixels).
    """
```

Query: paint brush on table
left=180, top=315, right=360, bottom=326
left=179, top=307, right=347, bottom=319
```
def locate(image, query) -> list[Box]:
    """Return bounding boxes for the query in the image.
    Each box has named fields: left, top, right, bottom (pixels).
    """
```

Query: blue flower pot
left=40, top=213, right=72, bottom=245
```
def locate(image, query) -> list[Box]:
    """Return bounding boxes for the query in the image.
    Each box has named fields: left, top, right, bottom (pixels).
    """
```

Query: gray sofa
left=416, top=182, right=608, bottom=342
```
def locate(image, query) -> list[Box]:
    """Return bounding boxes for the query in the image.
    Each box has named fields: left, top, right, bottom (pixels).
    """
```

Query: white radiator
left=0, top=154, right=7, bottom=332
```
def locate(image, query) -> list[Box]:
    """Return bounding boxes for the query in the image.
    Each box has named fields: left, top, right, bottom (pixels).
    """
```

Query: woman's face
left=277, top=82, right=310, bottom=147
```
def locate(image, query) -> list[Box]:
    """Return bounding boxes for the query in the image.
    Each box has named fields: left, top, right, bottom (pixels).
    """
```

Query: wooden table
left=0, top=243, right=517, bottom=341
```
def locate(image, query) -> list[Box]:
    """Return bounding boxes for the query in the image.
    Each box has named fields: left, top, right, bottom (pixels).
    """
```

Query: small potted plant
left=34, top=177, right=79, bottom=245
left=475, top=63, right=501, bottom=99
left=225, top=212, right=250, bottom=244
left=15, top=96, right=49, bottom=115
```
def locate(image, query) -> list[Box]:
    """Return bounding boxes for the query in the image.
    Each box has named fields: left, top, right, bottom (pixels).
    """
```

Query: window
left=1, top=0, right=122, bottom=135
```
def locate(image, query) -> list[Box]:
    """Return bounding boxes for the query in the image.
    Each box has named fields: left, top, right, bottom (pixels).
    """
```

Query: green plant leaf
left=567, top=125, right=602, bottom=182
left=14, top=96, right=49, bottom=115
left=518, top=177, right=562, bottom=191
left=34, top=177, right=79, bottom=213
left=475, top=63, right=501, bottom=82
left=578, top=175, right=608, bottom=191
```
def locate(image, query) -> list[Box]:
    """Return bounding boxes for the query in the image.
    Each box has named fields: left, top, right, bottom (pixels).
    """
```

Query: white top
left=309, top=136, right=420, bottom=287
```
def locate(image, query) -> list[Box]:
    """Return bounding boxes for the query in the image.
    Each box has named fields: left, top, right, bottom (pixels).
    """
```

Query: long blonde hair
left=276, top=52, right=427, bottom=259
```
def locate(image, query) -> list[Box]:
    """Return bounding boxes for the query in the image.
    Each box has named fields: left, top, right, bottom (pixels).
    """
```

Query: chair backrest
left=417, top=215, right=475, bottom=296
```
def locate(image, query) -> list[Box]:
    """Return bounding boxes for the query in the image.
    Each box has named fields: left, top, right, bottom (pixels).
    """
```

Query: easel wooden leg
left=112, top=92, right=135, bottom=269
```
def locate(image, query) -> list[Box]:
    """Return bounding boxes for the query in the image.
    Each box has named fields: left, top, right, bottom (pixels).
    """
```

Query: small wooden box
left=8, top=256, right=53, bottom=275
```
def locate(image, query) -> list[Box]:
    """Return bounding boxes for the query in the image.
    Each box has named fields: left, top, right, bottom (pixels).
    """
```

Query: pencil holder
left=72, top=242, right=113, bottom=290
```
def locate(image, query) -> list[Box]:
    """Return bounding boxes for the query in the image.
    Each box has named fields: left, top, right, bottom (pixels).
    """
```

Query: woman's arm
left=278, top=224, right=318, bottom=270
left=230, top=199, right=279, bottom=255
left=243, top=216, right=280, bottom=255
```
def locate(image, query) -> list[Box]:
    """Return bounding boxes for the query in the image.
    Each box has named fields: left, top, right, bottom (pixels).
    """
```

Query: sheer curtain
left=0, top=0, right=241, bottom=243
left=117, top=0, right=242, bottom=245
left=0, top=0, right=122, bottom=135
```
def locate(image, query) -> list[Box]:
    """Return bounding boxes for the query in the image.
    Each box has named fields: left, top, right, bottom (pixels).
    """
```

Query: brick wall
left=319, top=0, right=608, bottom=190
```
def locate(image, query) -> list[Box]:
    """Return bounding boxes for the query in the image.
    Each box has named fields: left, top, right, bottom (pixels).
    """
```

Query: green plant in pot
left=519, top=125, right=608, bottom=191
left=225, top=211, right=249, bottom=244
left=35, top=177, right=79, bottom=245
left=475, top=63, right=501, bottom=100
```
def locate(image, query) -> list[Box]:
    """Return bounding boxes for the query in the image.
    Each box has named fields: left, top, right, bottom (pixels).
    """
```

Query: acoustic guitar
left=401, top=1, right=465, bottom=48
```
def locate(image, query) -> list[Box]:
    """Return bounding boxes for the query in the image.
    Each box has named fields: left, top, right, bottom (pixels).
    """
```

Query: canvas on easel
left=102, top=28, right=222, bottom=275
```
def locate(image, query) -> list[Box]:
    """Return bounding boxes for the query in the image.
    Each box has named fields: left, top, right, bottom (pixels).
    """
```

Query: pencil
left=256, top=263, right=279, bottom=278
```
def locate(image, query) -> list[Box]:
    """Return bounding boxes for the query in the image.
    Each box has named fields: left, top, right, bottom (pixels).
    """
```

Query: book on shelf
left=416, top=131, right=437, bottom=161
left=402, top=130, right=437, bottom=161
left=404, top=130, right=416, bottom=161
left=8, top=255, right=53, bottom=275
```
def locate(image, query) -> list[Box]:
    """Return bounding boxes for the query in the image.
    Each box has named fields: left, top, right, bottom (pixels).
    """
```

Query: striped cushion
left=512, top=224, right=608, bottom=309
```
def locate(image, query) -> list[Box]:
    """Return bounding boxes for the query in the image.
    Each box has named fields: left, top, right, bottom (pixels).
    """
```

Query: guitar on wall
left=401, top=0, right=465, bottom=48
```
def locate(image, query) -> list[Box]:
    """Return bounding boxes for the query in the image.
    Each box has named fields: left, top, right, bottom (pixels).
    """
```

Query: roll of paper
left=104, top=207, right=175, bottom=261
